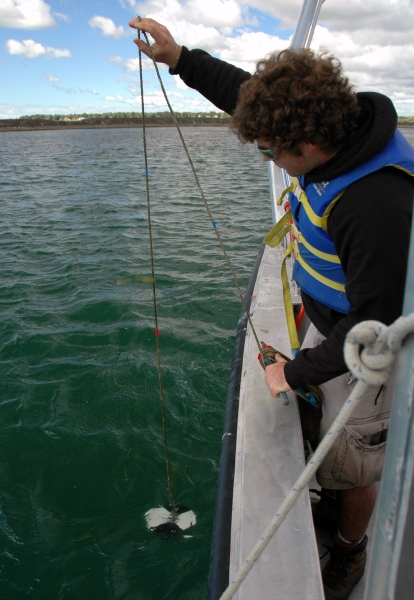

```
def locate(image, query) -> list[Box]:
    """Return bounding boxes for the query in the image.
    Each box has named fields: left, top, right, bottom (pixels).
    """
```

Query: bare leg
left=336, top=484, right=377, bottom=542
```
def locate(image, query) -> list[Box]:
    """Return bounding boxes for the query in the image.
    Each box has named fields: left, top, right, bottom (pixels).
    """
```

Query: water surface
left=0, top=126, right=271, bottom=600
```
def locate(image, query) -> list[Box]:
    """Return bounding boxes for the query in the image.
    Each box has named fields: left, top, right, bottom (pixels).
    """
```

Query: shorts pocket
left=331, top=412, right=389, bottom=487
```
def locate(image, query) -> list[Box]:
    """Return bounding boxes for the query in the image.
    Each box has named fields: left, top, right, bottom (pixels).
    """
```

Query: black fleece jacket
left=172, top=47, right=414, bottom=388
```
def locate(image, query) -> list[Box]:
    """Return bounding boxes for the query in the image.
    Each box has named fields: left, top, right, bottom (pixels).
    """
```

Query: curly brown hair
left=232, top=48, right=360, bottom=156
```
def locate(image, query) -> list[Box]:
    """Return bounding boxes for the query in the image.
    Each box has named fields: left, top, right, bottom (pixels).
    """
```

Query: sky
left=1, top=0, right=414, bottom=119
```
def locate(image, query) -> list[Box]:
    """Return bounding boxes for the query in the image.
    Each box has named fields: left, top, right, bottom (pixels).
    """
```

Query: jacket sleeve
left=284, top=167, right=414, bottom=388
left=171, top=46, right=252, bottom=115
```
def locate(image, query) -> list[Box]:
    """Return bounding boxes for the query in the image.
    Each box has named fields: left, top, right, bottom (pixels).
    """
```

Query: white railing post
left=364, top=194, right=414, bottom=600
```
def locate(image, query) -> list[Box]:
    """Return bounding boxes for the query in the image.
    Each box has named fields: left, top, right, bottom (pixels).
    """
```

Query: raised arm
left=129, top=17, right=251, bottom=115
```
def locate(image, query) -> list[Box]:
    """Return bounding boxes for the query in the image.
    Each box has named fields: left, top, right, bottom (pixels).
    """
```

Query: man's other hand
left=264, top=354, right=291, bottom=398
left=128, top=17, right=182, bottom=68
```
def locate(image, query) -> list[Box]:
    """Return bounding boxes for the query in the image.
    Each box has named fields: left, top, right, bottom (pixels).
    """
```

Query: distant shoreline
left=0, top=117, right=413, bottom=133
left=0, top=116, right=232, bottom=133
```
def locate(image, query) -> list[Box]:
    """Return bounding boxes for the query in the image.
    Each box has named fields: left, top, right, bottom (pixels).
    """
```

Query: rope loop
left=388, top=313, right=414, bottom=351
left=344, top=316, right=414, bottom=387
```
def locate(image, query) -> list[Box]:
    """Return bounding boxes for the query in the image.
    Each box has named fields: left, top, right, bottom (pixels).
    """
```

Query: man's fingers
left=275, top=353, right=287, bottom=364
left=264, top=360, right=291, bottom=397
left=129, top=17, right=164, bottom=42
left=129, top=17, right=181, bottom=67
left=133, top=38, right=151, bottom=57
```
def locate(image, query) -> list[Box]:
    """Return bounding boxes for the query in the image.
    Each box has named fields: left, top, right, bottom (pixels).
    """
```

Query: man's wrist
left=167, top=46, right=183, bottom=70
left=168, top=45, right=188, bottom=75
left=283, top=360, right=297, bottom=390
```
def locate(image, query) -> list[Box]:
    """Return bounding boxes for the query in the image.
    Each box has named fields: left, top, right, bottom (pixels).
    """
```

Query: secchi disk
left=145, top=505, right=196, bottom=538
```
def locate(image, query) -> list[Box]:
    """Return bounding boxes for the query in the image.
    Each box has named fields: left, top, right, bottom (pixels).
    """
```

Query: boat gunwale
left=207, top=242, right=265, bottom=600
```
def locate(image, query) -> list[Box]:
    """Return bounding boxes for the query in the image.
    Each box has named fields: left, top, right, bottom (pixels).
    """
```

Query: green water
left=0, top=126, right=271, bottom=599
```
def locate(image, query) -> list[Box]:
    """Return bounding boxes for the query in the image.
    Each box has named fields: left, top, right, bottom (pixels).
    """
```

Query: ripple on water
left=0, top=126, right=273, bottom=599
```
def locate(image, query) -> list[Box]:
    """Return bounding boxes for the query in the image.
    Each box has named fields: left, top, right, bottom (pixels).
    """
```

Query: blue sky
left=1, top=0, right=414, bottom=118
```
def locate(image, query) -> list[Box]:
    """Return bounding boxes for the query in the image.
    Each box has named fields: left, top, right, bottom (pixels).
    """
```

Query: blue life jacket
left=285, top=130, right=414, bottom=313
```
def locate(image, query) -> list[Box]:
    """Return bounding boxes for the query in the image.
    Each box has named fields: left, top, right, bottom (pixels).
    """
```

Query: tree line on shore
left=18, top=111, right=230, bottom=121
left=1, top=111, right=412, bottom=128
left=15, top=111, right=414, bottom=124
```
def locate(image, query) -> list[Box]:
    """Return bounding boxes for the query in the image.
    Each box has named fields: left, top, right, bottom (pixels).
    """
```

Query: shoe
left=322, top=534, right=368, bottom=600
left=310, top=489, right=339, bottom=534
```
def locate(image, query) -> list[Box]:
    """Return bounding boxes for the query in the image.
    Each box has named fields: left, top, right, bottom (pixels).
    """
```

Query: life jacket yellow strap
left=281, top=242, right=300, bottom=351
left=291, top=223, right=341, bottom=264
left=296, top=252, right=346, bottom=292
left=264, top=209, right=293, bottom=247
left=319, top=191, right=346, bottom=230
left=263, top=209, right=299, bottom=351
left=276, top=183, right=295, bottom=206
left=293, top=181, right=324, bottom=228
left=293, top=182, right=345, bottom=232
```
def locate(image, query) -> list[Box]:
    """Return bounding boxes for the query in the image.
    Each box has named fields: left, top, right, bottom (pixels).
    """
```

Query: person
left=129, top=17, right=414, bottom=600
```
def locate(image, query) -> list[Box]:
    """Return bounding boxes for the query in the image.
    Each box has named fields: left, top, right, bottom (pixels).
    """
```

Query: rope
left=136, top=18, right=324, bottom=410
left=136, top=17, right=264, bottom=361
left=218, top=313, right=414, bottom=600
left=138, top=31, right=174, bottom=511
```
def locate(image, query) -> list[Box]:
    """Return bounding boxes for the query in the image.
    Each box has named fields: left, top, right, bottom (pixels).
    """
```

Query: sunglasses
left=256, top=143, right=275, bottom=160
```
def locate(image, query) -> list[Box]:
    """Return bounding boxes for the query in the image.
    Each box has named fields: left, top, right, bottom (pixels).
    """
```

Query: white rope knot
left=344, top=316, right=414, bottom=386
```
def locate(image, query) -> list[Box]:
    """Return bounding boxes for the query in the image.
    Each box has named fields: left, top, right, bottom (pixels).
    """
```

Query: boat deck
left=230, top=243, right=373, bottom=599
left=230, top=244, right=324, bottom=599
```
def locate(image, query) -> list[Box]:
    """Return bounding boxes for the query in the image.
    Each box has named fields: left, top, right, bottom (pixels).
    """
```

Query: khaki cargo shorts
left=299, top=324, right=394, bottom=490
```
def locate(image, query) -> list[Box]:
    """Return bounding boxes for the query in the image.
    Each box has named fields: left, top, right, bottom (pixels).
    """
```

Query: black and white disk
left=145, top=505, right=196, bottom=538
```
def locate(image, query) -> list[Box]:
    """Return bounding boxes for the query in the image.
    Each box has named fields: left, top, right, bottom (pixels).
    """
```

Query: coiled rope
left=218, top=312, right=414, bottom=600
left=136, top=18, right=319, bottom=407
left=138, top=31, right=174, bottom=511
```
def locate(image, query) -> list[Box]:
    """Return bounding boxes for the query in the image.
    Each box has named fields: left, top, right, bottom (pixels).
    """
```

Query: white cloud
left=310, top=24, right=414, bottom=115
left=122, top=0, right=245, bottom=20
left=53, top=85, right=99, bottom=95
left=0, top=103, right=126, bottom=119
left=117, top=75, right=142, bottom=83
left=40, top=73, right=61, bottom=82
left=53, top=12, right=70, bottom=23
left=218, top=31, right=288, bottom=70
left=88, top=15, right=130, bottom=38
left=317, top=0, right=414, bottom=35
left=123, top=1, right=414, bottom=114
left=5, top=39, right=71, bottom=59
left=106, top=88, right=215, bottom=111
left=126, top=0, right=244, bottom=29
left=175, top=77, right=189, bottom=90
left=236, top=0, right=414, bottom=32
left=109, top=55, right=166, bottom=72
left=0, top=0, right=56, bottom=30
left=125, top=3, right=287, bottom=69
left=106, top=94, right=132, bottom=102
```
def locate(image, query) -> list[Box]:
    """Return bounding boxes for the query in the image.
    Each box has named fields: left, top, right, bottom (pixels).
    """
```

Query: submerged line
left=138, top=27, right=174, bottom=511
